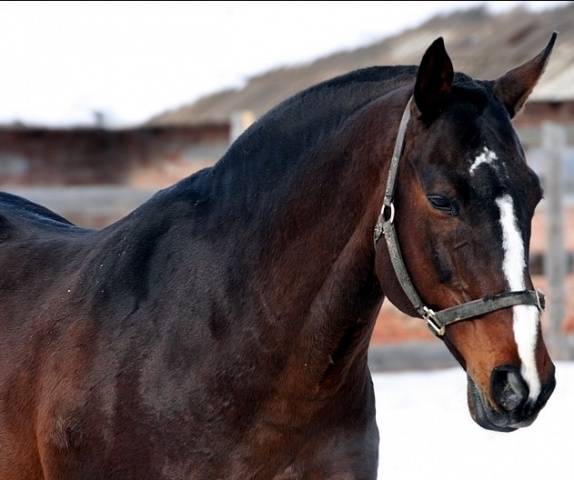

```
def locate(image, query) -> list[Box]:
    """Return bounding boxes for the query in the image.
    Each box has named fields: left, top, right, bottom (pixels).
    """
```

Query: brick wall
left=0, top=123, right=229, bottom=186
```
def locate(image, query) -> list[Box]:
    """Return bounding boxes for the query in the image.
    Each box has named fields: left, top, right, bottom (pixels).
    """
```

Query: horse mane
left=214, top=66, right=418, bottom=182
left=160, top=67, right=418, bottom=216
left=149, top=66, right=485, bottom=239
left=217, top=67, right=478, bottom=181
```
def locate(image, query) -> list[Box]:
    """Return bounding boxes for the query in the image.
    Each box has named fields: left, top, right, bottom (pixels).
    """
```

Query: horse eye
left=427, top=195, right=458, bottom=216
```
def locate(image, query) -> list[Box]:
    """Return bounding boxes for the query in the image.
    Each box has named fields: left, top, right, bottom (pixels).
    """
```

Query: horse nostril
left=491, top=366, right=529, bottom=412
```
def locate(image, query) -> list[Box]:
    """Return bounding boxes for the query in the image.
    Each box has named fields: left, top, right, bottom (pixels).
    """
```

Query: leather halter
left=373, top=96, right=545, bottom=337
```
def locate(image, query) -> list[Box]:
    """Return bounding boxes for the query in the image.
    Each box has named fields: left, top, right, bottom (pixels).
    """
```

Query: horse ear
left=413, top=37, right=454, bottom=119
left=493, top=32, right=558, bottom=118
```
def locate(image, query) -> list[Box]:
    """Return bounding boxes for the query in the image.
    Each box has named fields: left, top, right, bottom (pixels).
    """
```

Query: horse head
left=375, top=34, right=557, bottom=432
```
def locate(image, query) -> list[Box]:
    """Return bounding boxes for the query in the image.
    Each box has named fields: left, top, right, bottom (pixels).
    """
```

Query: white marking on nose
left=470, top=147, right=498, bottom=174
left=496, top=195, right=541, bottom=401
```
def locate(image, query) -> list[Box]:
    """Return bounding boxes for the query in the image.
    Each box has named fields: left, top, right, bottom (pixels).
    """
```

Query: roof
left=150, top=3, right=574, bottom=126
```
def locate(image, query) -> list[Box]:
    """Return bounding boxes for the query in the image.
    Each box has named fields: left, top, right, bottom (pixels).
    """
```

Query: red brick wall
left=0, top=124, right=229, bottom=186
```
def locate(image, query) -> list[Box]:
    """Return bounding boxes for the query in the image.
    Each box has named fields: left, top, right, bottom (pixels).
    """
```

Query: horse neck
left=126, top=88, right=407, bottom=395
left=248, top=94, right=404, bottom=389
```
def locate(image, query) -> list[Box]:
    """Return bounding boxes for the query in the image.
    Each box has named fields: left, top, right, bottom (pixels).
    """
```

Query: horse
left=0, top=34, right=558, bottom=479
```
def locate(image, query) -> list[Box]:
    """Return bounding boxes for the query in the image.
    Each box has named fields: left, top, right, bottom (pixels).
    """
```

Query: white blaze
left=496, top=195, right=541, bottom=401
left=470, top=147, right=498, bottom=174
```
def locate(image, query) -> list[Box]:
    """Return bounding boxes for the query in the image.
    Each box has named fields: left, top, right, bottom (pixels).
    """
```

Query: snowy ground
left=373, top=362, right=573, bottom=480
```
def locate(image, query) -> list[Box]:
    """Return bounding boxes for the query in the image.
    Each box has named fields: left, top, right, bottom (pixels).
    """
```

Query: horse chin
left=466, top=376, right=524, bottom=433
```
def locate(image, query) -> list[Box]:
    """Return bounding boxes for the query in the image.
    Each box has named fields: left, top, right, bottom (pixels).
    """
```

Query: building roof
left=150, top=3, right=574, bottom=126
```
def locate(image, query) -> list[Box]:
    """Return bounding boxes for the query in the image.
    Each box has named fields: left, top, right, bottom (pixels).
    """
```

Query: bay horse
left=0, top=35, right=558, bottom=479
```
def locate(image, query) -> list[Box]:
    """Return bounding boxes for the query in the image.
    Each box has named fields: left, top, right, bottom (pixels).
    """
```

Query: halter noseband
left=374, top=96, right=545, bottom=337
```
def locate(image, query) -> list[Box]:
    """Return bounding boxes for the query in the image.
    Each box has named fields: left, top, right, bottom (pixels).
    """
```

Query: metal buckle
left=422, top=306, right=445, bottom=337
left=381, top=202, right=395, bottom=224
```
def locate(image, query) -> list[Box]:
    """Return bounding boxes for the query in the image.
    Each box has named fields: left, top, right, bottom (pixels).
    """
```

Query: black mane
left=216, top=66, right=480, bottom=180
left=214, top=66, right=417, bottom=182
left=160, top=67, right=419, bottom=219
left=160, top=66, right=483, bottom=226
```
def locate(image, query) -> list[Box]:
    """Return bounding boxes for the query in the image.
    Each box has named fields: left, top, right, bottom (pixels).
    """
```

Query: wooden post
left=543, top=122, right=568, bottom=359
left=230, top=111, right=256, bottom=143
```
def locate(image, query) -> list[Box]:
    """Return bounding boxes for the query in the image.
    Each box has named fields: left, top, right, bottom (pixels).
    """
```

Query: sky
left=0, top=1, right=568, bottom=127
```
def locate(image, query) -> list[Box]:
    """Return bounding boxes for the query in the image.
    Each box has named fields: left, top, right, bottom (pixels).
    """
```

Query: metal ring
left=381, top=202, right=395, bottom=224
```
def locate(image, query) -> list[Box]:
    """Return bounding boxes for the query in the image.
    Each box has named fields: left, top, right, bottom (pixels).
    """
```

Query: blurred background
left=1, top=1, right=573, bottom=368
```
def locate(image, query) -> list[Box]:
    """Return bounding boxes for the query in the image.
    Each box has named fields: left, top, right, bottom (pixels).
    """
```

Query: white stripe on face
left=495, top=195, right=541, bottom=401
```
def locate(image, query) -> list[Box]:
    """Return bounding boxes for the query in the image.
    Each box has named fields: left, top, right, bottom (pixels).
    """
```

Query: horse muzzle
left=466, top=366, right=556, bottom=432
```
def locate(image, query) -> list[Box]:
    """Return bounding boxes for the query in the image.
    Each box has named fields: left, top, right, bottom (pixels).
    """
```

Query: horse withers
left=0, top=35, right=557, bottom=479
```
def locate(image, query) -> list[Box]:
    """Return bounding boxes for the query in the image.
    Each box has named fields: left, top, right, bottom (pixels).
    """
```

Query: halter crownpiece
left=374, top=96, right=545, bottom=337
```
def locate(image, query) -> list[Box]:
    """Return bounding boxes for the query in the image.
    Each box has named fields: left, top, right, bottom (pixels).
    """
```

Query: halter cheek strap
left=374, top=96, right=545, bottom=337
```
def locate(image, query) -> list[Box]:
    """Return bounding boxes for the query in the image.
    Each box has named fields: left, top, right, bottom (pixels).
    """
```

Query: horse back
left=0, top=191, right=87, bottom=236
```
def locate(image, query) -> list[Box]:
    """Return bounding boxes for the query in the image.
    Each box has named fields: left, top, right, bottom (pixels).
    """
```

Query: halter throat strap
left=373, top=96, right=544, bottom=337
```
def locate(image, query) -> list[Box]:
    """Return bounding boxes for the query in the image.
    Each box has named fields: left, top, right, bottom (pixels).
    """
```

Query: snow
left=373, top=362, right=574, bottom=479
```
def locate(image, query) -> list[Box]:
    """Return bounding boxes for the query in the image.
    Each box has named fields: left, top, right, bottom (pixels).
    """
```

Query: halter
left=373, top=96, right=545, bottom=337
